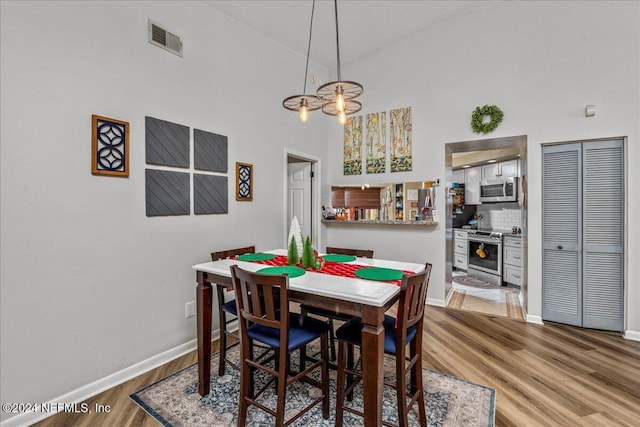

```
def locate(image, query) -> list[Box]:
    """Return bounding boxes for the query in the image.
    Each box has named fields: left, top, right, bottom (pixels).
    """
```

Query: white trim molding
left=427, top=298, right=447, bottom=307
left=526, top=314, right=544, bottom=324
left=624, top=330, right=640, bottom=341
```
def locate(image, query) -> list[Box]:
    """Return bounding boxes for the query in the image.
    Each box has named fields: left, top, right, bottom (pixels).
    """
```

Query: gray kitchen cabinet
left=503, top=235, right=523, bottom=286
left=453, top=229, right=468, bottom=270
left=464, top=166, right=482, bottom=205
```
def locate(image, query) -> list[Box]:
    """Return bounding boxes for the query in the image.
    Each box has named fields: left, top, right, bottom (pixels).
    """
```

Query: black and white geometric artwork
left=92, top=115, right=129, bottom=177
left=236, top=162, right=253, bottom=201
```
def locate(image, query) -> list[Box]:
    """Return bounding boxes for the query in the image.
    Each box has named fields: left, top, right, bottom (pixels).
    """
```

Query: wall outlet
left=185, top=301, right=195, bottom=318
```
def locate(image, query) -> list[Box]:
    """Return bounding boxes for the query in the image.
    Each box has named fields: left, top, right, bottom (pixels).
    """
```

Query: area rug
left=131, top=346, right=495, bottom=427
left=448, top=289, right=524, bottom=321
left=452, top=275, right=503, bottom=289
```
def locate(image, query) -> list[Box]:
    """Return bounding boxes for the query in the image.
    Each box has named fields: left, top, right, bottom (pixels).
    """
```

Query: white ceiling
left=202, top=1, right=509, bottom=69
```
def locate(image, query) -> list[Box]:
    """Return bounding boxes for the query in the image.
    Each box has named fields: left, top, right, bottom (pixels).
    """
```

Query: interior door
left=542, top=143, right=582, bottom=327
left=287, top=162, right=312, bottom=241
left=582, top=139, right=624, bottom=331
left=542, top=139, right=624, bottom=331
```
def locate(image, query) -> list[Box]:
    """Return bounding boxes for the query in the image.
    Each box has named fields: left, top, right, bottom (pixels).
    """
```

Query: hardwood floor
left=33, top=306, right=640, bottom=426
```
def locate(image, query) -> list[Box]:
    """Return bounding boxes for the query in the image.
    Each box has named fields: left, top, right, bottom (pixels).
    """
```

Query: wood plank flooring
left=33, top=306, right=640, bottom=426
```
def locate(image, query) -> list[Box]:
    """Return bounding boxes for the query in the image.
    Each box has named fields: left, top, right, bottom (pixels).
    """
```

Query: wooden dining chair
left=230, top=265, right=330, bottom=426
left=299, top=247, right=374, bottom=368
left=334, top=264, right=432, bottom=427
left=210, top=246, right=255, bottom=376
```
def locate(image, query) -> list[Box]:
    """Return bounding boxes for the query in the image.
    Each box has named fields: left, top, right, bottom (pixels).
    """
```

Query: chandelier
left=282, top=0, right=363, bottom=124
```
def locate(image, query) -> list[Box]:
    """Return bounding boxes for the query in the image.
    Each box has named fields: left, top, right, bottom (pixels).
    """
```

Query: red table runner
left=238, top=255, right=411, bottom=286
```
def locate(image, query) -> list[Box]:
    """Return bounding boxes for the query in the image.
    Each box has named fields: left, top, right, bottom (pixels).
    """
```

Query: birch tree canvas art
left=343, top=115, right=363, bottom=175
left=366, top=112, right=386, bottom=174
left=390, top=107, right=412, bottom=172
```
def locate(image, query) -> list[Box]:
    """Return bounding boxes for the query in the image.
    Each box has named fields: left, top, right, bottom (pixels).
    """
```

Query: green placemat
left=236, top=253, right=276, bottom=262
left=257, top=266, right=306, bottom=278
left=354, top=267, right=403, bottom=281
left=323, top=254, right=357, bottom=263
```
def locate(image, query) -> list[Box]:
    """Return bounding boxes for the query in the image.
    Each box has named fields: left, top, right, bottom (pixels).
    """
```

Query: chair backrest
left=211, top=246, right=255, bottom=261
left=230, top=265, right=290, bottom=346
left=325, top=246, right=374, bottom=258
left=396, top=263, right=432, bottom=334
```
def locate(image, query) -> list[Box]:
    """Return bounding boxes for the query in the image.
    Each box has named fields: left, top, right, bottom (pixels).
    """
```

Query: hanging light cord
left=334, top=0, right=341, bottom=81
left=302, top=0, right=316, bottom=94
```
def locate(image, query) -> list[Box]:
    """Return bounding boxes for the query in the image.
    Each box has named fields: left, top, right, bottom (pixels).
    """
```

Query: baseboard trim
left=526, top=314, right=544, bottom=324
left=0, top=332, right=213, bottom=427
left=426, top=297, right=446, bottom=307
left=624, top=329, right=640, bottom=341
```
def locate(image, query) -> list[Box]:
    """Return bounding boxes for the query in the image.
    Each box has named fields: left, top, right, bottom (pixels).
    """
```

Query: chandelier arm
left=334, top=0, right=341, bottom=82
left=303, top=0, right=316, bottom=94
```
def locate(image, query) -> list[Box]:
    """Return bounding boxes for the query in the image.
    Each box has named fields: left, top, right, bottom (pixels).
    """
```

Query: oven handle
left=468, top=237, right=501, bottom=245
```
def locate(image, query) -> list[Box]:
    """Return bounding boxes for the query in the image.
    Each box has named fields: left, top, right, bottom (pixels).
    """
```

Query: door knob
left=557, top=245, right=563, bottom=250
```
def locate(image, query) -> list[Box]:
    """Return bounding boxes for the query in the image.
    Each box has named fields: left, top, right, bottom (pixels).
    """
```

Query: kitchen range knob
left=557, top=245, right=563, bottom=250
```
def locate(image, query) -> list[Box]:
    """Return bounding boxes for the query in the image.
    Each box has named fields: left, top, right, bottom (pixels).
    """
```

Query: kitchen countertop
left=322, top=219, right=438, bottom=226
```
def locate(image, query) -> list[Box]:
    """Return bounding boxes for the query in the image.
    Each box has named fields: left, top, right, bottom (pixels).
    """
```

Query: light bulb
left=299, top=105, right=309, bottom=122
left=338, top=110, right=346, bottom=124
left=335, top=87, right=345, bottom=112
left=299, top=99, right=309, bottom=122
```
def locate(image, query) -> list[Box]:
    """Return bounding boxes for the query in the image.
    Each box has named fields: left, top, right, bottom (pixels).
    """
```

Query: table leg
left=360, top=318, right=384, bottom=427
left=197, top=272, right=212, bottom=396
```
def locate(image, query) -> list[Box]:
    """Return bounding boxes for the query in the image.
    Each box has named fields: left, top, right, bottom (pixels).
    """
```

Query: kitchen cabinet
left=482, top=159, right=519, bottom=180
left=464, top=166, right=482, bottom=205
left=453, top=229, right=468, bottom=270
left=331, top=187, right=346, bottom=207
left=503, top=235, right=523, bottom=286
left=344, top=187, right=380, bottom=208
left=452, top=169, right=465, bottom=184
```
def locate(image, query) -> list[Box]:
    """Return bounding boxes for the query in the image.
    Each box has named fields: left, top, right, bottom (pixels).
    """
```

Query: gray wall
left=0, top=1, right=329, bottom=421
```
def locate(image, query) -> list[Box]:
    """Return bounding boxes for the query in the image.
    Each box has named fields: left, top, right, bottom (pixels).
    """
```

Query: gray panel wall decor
left=194, top=174, right=228, bottom=214
left=194, top=129, right=228, bottom=172
left=145, top=169, right=190, bottom=216
left=145, top=116, right=190, bottom=168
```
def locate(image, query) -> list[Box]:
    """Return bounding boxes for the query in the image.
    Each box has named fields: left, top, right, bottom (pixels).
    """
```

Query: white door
left=287, top=162, right=312, bottom=241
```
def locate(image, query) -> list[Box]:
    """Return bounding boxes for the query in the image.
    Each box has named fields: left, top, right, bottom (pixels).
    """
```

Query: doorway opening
left=284, top=149, right=321, bottom=250
left=445, top=135, right=528, bottom=321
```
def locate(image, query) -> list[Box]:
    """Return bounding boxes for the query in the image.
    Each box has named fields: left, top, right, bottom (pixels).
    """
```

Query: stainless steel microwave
left=480, top=177, right=518, bottom=203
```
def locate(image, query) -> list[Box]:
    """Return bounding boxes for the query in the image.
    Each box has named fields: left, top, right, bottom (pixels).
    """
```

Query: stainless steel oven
left=467, top=230, right=503, bottom=285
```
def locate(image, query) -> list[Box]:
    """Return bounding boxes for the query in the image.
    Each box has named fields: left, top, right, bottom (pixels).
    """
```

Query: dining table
left=192, top=249, right=426, bottom=427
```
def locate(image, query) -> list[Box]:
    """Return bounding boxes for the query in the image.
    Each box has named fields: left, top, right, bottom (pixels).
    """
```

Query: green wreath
left=471, top=104, right=504, bottom=134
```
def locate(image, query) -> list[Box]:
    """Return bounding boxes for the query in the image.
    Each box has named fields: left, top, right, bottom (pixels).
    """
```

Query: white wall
left=0, top=1, right=328, bottom=420
left=326, top=1, right=639, bottom=328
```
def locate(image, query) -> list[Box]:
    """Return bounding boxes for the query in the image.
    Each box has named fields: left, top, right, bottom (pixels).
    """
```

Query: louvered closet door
left=542, top=143, right=582, bottom=327
left=582, top=139, right=624, bottom=331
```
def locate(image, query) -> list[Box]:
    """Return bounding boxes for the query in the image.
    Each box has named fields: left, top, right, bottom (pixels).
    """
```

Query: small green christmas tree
left=287, top=236, right=299, bottom=265
left=302, top=236, right=315, bottom=269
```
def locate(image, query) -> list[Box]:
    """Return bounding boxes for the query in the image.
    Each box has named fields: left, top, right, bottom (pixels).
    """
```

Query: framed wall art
left=92, top=114, right=129, bottom=177
left=366, top=112, right=386, bottom=174
left=390, top=107, right=412, bottom=172
left=343, top=115, right=362, bottom=175
left=236, top=162, right=253, bottom=201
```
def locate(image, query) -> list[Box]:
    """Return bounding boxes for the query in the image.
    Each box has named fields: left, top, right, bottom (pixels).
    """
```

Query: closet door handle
left=557, top=245, right=563, bottom=250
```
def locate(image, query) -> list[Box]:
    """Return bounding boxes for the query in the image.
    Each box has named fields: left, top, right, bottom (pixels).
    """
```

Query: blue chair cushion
left=247, top=313, right=330, bottom=351
left=335, top=314, right=417, bottom=355
left=222, top=300, right=237, bottom=316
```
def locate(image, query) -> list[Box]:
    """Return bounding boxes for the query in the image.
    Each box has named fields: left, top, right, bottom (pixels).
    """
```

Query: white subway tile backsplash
left=477, top=202, right=522, bottom=231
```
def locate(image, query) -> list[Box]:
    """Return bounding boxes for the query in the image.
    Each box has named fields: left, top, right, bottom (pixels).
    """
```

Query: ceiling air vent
left=148, top=19, right=183, bottom=57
